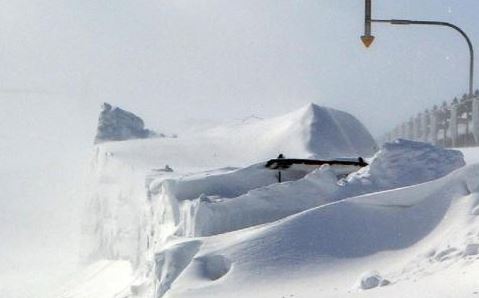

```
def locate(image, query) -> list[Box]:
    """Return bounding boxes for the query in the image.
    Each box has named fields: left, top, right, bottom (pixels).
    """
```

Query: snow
left=457, top=147, right=479, bottom=165
left=94, top=103, right=377, bottom=172
left=348, top=139, right=465, bottom=189
left=53, top=260, right=133, bottom=298
left=58, top=103, right=479, bottom=298
left=358, top=272, right=390, bottom=290
left=163, top=162, right=476, bottom=298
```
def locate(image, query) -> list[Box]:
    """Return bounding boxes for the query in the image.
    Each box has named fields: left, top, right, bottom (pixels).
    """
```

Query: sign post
left=360, top=0, right=375, bottom=47
left=360, top=0, right=475, bottom=96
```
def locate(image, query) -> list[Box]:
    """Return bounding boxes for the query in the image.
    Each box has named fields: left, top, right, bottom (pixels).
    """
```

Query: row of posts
left=383, top=90, right=479, bottom=147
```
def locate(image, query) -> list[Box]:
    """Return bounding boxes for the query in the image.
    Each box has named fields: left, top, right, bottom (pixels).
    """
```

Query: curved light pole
left=362, top=0, right=475, bottom=96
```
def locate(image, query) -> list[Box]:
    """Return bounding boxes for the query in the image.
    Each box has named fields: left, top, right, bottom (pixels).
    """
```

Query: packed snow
left=55, top=103, right=479, bottom=298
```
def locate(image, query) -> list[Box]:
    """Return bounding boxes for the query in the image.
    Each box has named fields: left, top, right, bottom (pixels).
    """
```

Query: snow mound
left=302, top=103, right=377, bottom=159
left=72, top=99, right=478, bottom=298
left=164, top=164, right=479, bottom=298
left=183, top=165, right=340, bottom=236
left=167, top=140, right=464, bottom=237
left=346, top=139, right=465, bottom=190
left=94, top=103, right=377, bottom=173
left=77, top=104, right=381, bottom=296
left=94, top=103, right=156, bottom=144
left=204, top=103, right=378, bottom=160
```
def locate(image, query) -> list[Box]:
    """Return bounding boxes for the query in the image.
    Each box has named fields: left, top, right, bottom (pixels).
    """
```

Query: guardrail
left=382, top=90, right=479, bottom=147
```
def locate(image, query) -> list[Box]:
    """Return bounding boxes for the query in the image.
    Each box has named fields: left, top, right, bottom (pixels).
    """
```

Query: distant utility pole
left=361, top=0, right=475, bottom=96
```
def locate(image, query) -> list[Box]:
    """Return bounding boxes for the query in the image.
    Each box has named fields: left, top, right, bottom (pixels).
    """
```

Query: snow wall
left=77, top=105, right=467, bottom=297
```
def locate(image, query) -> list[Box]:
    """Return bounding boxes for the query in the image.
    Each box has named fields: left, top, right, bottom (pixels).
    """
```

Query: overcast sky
left=1, top=0, right=478, bottom=137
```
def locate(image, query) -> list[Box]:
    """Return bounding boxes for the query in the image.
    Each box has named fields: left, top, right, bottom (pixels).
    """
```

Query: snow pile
left=94, top=103, right=156, bottom=144
left=162, top=164, right=479, bottom=298
left=92, top=103, right=377, bottom=173
left=346, top=139, right=465, bottom=190
left=70, top=103, right=477, bottom=298
left=162, top=140, right=464, bottom=237
left=171, top=165, right=339, bottom=236
left=203, top=103, right=378, bottom=160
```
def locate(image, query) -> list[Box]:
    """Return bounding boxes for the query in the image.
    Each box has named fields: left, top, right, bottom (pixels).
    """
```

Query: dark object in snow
left=94, top=103, right=156, bottom=144
left=265, top=157, right=368, bottom=170
left=153, top=165, right=174, bottom=173
left=266, top=157, right=368, bottom=183
left=163, top=165, right=174, bottom=172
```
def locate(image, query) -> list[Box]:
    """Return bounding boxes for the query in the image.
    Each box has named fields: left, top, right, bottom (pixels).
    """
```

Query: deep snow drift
left=80, top=103, right=378, bottom=263
left=58, top=103, right=479, bottom=298
left=163, top=163, right=477, bottom=298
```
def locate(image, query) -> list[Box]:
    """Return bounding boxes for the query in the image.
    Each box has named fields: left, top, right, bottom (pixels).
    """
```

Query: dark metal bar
left=265, top=158, right=368, bottom=170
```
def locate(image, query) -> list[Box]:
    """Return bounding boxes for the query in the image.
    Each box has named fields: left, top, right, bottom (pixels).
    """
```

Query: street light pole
left=362, top=1, right=475, bottom=96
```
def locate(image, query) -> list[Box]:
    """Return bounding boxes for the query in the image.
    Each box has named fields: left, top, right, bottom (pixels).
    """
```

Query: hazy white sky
left=1, top=0, right=478, bottom=136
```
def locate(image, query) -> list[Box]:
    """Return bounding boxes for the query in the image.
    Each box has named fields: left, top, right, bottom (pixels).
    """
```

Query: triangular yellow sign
left=361, top=35, right=375, bottom=48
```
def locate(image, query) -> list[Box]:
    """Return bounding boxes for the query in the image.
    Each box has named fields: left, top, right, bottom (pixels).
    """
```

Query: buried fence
left=382, top=90, right=479, bottom=147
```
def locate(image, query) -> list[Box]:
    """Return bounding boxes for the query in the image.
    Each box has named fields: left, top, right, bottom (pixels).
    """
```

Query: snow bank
left=81, top=103, right=379, bottom=261
left=94, top=103, right=378, bottom=173
left=78, top=121, right=468, bottom=298
left=346, top=139, right=465, bottom=190
left=81, top=106, right=479, bottom=298
left=164, top=164, right=479, bottom=298
left=203, top=103, right=378, bottom=160
left=167, top=140, right=465, bottom=237
left=180, top=165, right=340, bottom=236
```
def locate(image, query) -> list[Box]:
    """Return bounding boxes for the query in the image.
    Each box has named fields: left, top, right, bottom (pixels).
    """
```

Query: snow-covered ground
left=55, top=104, right=479, bottom=298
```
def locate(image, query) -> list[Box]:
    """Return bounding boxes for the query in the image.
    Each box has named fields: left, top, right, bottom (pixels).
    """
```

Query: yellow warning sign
left=361, top=35, right=375, bottom=48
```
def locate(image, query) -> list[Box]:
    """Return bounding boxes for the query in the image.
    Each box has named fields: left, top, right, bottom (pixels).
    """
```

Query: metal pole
left=364, top=0, right=372, bottom=36
left=361, top=0, right=375, bottom=47
left=371, top=19, right=475, bottom=96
